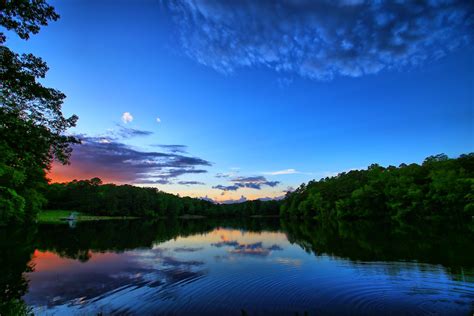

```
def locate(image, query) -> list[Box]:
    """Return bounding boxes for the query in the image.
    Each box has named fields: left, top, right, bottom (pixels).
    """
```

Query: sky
left=6, top=0, right=474, bottom=203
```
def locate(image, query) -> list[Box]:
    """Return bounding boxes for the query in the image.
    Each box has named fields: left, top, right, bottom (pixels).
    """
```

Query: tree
left=280, top=153, right=474, bottom=221
left=0, top=0, right=59, bottom=41
left=0, top=0, right=78, bottom=224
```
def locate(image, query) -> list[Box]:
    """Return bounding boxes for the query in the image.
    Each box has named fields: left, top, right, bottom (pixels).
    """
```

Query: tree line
left=44, top=178, right=281, bottom=219
left=281, top=153, right=474, bottom=221
left=42, top=153, right=474, bottom=221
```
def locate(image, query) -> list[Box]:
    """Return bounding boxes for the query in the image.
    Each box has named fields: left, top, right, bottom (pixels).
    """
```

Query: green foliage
left=0, top=187, right=25, bottom=223
left=0, top=0, right=78, bottom=225
left=0, top=0, right=59, bottom=41
left=281, top=153, right=474, bottom=220
left=43, top=178, right=282, bottom=218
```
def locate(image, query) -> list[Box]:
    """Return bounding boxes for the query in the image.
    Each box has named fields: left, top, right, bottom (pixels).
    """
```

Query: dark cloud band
left=213, top=175, right=280, bottom=191
left=67, top=135, right=211, bottom=184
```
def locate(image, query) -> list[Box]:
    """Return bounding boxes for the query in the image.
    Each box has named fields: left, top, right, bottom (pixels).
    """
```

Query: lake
left=1, top=219, right=473, bottom=315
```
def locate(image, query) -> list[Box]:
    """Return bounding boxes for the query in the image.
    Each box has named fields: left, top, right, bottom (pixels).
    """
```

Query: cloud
left=121, top=112, right=133, bottom=124
left=156, top=117, right=161, bottom=123
left=212, top=184, right=240, bottom=191
left=211, top=240, right=240, bottom=248
left=116, top=125, right=153, bottom=138
left=25, top=249, right=208, bottom=309
left=164, top=0, right=474, bottom=80
left=274, top=257, right=302, bottom=267
left=95, top=125, right=153, bottom=142
left=211, top=240, right=284, bottom=256
left=98, top=138, right=111, bottom=144
left=153, top=144, right=188, bottom=153
left=215, top=172, right=232, bottom=178
left=231, top=176, right=280, bottom=189
left=161, top=256, right=204, bottom=267
left=52, top=135, right=211, bottom=184
left=213, top=175, right=280, bottom=192
left=264, top=168, right=299, bottom=175
left=177, top=180, right=205, bottom=186
left=173, top=247, right=204, bottom=252
left=215, top=170, right=239, bottom=178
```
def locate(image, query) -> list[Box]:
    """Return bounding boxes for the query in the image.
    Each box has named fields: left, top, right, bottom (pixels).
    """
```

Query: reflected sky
left=23, top=226, right=474, bottom=315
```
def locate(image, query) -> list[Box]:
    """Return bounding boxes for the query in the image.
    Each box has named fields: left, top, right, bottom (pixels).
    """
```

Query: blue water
left=2, top=219, right=473, bottom=315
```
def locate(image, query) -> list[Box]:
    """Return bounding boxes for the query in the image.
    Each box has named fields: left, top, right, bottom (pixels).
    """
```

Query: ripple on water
left=25, top=227, right=474, bottom=316
left=57, top=258, right=474, bottom=315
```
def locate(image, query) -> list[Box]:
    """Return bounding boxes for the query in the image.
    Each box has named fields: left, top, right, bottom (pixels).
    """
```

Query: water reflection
left=1, top=218, right=473, bottom=315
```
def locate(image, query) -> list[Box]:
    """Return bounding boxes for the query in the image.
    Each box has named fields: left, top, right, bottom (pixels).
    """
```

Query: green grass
left=37, top=210, right=137, bottom=223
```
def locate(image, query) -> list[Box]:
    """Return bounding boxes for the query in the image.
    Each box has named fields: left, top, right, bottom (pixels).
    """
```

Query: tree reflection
left=281, top=219, right=474, bottom=280
left=0, top=226, right=36, bottom=315
left=1, top=217, right=472, bottom=314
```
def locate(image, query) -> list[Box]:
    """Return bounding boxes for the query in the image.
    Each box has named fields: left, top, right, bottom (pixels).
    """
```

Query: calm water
left=1, top=219, right=473, bottom=315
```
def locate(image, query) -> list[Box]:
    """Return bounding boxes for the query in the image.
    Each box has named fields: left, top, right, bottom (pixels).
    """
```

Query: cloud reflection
left=24, top=249, right=208, bottom=309
left=211, top=240, right=283, bottom=257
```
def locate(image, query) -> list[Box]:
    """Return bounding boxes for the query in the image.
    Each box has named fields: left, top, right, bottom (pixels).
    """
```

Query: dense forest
left=37, top=152, right=474, bottom=221
left=44, top=178, right=281, bottom=218
left=281, top=153, right=474, bottom=221
left=41, top=153, right=474, bottom=222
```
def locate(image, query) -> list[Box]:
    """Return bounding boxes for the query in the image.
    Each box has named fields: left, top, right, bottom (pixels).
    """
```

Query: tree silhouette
left=1, top=0, right=78, bottom=224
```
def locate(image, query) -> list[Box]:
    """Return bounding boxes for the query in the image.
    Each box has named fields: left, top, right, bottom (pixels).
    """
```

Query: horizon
left=6, top=0, right=473, bottom=203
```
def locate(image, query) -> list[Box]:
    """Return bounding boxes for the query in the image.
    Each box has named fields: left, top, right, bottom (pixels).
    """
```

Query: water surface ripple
left=1, top=219, right=472, bottom=315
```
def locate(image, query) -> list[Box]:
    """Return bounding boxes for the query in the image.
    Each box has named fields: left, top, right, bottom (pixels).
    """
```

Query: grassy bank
left=37, top=210, right=138, bottom=224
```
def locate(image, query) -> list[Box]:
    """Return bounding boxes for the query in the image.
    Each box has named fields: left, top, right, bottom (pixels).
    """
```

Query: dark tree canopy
left=0, top=0, right=78, bottom=224
left=44, top=179, right=281, bottom=218
left=0, top=0, right=59, bottom=42
left=280, top=153, right=474, bottom=221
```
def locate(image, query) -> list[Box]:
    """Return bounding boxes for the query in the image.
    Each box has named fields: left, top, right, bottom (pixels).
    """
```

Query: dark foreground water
left=1, top=219, right=473, bottom=315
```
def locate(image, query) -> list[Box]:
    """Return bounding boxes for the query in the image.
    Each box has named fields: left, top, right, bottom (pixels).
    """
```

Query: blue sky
left=7, top=0, right=473, bottom=202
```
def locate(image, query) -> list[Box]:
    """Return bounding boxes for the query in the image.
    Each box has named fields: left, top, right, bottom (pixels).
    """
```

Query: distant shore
left=37, top=210, right=138, bottom=224
left=37, top=210, right=212, bottom=224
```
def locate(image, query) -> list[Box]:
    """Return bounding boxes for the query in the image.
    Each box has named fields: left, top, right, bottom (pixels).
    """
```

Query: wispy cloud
left=215, top=172, right=238, bottom=178
left=95, top=125, right=153, bottom=143
left=121, top=112, right=133, bottom=124
left=263, top=168, right=299, bottom=175
left=116, top=125, right=153, bottom=138
left=177, top=180, right=205, bottom=186
left=152, top=144, right=188, bottom=153
left=215, top=173, right=229, bottom=178
left=164, top=0, right=474, bottom=80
